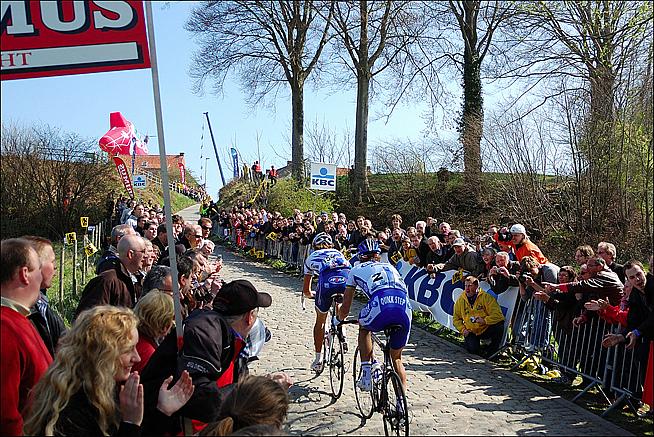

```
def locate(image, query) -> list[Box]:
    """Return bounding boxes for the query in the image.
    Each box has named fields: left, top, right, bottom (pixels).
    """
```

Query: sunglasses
left=194, top=234, right=203, bottom=238
left=201, top=225, right=212, bottom=230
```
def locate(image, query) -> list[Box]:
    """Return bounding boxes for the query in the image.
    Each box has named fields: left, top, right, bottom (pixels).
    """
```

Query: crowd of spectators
left=1, top=197, right=292, bottom=435
left=214, top=203, right=652, bottom=416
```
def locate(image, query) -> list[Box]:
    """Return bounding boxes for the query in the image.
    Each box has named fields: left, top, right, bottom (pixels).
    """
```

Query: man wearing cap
left=140, top=279, right=278, bottom=435
left=496, top=223, right=549, bottom=264
left=437, top=238, right=484, bottom=276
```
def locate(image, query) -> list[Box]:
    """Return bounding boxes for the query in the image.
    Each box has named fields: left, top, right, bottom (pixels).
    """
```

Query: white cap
left=510, top=224, right=526, bottom=235
left=452, top=238, right=466, bottom=247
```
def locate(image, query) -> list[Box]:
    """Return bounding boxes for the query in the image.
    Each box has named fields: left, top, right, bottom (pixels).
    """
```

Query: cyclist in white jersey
left=337, top=238, right=412, bottom=392
left=303, top=232, right=351, bottom=372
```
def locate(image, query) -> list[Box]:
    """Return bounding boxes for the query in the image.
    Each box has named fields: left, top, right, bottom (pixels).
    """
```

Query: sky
left=1, top=2, right=453, bottom=199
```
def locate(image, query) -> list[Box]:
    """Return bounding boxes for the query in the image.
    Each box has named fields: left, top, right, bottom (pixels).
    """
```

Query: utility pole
left=204, top=112, right=226, bottom=186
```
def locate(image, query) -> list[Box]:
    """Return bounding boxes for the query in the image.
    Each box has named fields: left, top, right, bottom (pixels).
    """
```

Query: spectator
left=199, top=217, right=213, bottom=240
left=140, top=280, right=284, bottom=435
left=436, top=222, right=451, bottom=243
left=199, top=375, right=289, bottom=436
left=574, top=244, right=595, bottom=267
left=133, top=291, right=175, bottom=373
left=423, top=236, right=448, bottom=273
left=180, top=224, right=203, bottom=250
left=75, top=235, right=147, bottom=318
left=23, top=306, right=194, bottom=436
left=478, top=247, right=497, bottom=281
left=97, top=224, right=136, bottom=274
left=501, top=224, right=549, bottom=264
left=126, top=203, right=145, bottom=229
left=1, top=238, right=51, bottom=436
left=400, top=235, right=417, bottom=264
left=143, top=221, right=157, bottom=241
left=597, top=242, right=625, bottom=284
left=23, top=236, right=66, bottom=359
left=438, top=238, right=484, bottom=277
left=142, top=265, right=174, bottom=297
left=487, top=251, right=520, bottom=294
left=453, top=275, right=505, bottom=357
left=410, top=233, right=430, bottom=268
left=135, top=215, right=148, bottom=236
left=172, top=214, right=185, bottom=242
left=415, top=221, right=427, bottom=239
left=269, top=165, right=278, bottom=185
left=120, top=199, right=136, bottom=224
left=152, top=223, right=168, bottom=257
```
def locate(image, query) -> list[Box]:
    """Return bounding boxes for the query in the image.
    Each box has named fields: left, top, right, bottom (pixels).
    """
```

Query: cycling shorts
left=358, top=288, right=412, bottom=350
left=315, top=267, right=350, bottom=313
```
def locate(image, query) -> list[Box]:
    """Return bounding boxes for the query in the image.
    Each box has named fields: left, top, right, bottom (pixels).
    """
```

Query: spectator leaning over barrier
left=437, top=238, right=484, bottom=277
left=97, top=223, right=137, bottom=275
left=23, top=306, right=194, bottom=436
left=133, top=291, right=175, bottom=374
left=140, top=280, right=288, bottom=435
left=0, top=238, right=51, bottom=436
left=487, top=251, right=520, bottom=294
left=498, top=223, right=549, bottom=265
left=199, top=375, right=289, bottom=436
left=597, top=242, right=625, bottom=284
left=400, top=235, right=418, bottom=264
left=478, top=247, right=498, bottom=282
left=424, top=236, right=449, bottom=275
left=75, top=235, right=147, bottom=318
left=543, top=256, right=623, bottom=324
left=23, top=236, right=66, bottom=359
left=453, top=275, right=505, bottom=357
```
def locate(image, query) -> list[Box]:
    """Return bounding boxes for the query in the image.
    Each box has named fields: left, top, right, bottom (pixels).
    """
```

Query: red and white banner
left=1, top=1, right=150, bottom=81
left=113, top=156, right=135, bottom=199
left=178, top=161, right=186, bottom=185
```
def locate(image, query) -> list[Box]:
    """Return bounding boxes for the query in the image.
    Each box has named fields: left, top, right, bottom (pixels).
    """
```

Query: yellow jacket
left=453, top=289, right=505, bottom=336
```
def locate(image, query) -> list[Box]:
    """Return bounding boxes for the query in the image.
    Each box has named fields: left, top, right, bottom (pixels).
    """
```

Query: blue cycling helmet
left=312, top=232, right=333, bottom=248
left=357, top=238, right=381, bottom=256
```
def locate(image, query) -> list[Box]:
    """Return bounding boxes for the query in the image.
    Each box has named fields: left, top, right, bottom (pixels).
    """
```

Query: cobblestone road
left=214, top=246, right=630, bottom=436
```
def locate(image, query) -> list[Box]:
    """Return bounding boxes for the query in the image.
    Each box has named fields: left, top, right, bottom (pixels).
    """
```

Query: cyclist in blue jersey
left=303, top=232, right=352, bottom=372
left=337, top=238, right=412, bottom=392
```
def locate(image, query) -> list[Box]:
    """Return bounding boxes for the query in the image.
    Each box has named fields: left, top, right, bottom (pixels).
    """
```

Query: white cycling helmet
left=510, top=224, right=526, bottom=235
left=312, top=232, right=333, bottom=248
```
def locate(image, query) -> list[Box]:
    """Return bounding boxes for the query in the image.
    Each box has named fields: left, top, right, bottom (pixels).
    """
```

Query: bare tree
left=186, top=1, right=335, bottom=182
left=305, top=117, right=352, bottom=167
left=329, top=0, right=423, bottom=204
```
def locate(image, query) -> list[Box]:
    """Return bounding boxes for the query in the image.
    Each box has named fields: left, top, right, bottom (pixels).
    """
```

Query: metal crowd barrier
left=497, top=295, right=646, bottom=416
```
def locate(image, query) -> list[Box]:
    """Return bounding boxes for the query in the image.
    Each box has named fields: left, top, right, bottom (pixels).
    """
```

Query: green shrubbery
left=266, top=178, right=334, bottom=216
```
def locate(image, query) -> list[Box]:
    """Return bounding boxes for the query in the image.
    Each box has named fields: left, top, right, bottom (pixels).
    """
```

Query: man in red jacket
left=1, top=238, right=52, bottom=436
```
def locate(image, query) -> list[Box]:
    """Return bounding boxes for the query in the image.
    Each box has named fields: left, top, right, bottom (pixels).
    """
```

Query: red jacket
left=495, top=234, right=548, bottom=264
left=1, top=305, right=52, bottom=436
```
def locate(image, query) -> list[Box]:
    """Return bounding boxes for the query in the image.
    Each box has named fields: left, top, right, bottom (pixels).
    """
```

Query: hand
left=426, top=264, right=435, bottom=273
left=157, top=371, right=195, bottom=416
left=524, top=276, right=535, bottom=286
left=602, top=333, right=625, bottom=348
left=625, top=331, right=639, bottom=350
left=572, top=316, right=586, bottom=327
left=584, top=299, right=608, bottom=312
left=533, top=291, right=550, bottom=302
left=542, top=283, right=557, bottom=293
left=267, top=372, right=293, bottom=390
left=462, top=328, right=470, bottom=337
left=498, top=267, right=510, bottom=277
left=474, top=317, right=486, bottom=325
left=119, top=372, right=144, bottom=426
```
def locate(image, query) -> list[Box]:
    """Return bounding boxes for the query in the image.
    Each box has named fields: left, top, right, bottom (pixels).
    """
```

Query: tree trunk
left=352, top=70, right=371, bottom=204
left=291, top=80, right=305, bottom=183
left=461, top=45, right=483, bottom=197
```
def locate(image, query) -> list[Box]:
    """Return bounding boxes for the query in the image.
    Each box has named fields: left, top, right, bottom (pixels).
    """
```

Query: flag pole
left=144, top=2, right=183, bottom=349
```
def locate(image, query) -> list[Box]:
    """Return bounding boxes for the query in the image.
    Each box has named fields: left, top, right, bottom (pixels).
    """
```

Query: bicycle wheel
left=382, top=371, right=409, bottom=437
left=353, top=346, right=374, bottom=419
left=328, top=331, right=345, bottom=399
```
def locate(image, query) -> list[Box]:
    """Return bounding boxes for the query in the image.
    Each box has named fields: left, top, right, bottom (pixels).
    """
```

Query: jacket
left=28, top=292, right=67, bottom=359
left=75, top=263, right=136, bottom=319
left=453, top=289, right=505, bottom=336
left=494, top=234, right=548, bottom=264
left=626, top=273, right=654, bottom=338
left=559, top=268, right=623, bottom=306
left=442, top=247, right=484, bottom=277
left=140, top=309, right=247, bottom=435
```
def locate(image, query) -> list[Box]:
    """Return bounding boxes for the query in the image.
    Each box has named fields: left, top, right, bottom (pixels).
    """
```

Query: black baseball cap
left=213, top=279, right=272, bottom=315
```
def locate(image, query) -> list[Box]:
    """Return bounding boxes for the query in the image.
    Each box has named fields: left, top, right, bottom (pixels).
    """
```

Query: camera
left=518, top=273, right=532, bottom=284
left=497, top=230, right=512, bottom=242
left=470, top=316, right=477, bottom=323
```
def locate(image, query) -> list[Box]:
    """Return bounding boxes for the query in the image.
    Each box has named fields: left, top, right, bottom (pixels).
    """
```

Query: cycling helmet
left=357, top=238, right=381, bottom=256
left=312, top=232, right=333, bottom=248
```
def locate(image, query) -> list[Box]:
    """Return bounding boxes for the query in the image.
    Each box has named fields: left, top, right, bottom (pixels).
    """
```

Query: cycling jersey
left=304, top=249, right=350, bottom=275
left=347, top=261, right=412, bottom=349
left=345, top=261, right=408, bottom=298
left=304, top=249, right=351, bottom=313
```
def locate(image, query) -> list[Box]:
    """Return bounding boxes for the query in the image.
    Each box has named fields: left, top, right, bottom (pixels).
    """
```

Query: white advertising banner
left=395, top=260, right=518, bottom=342
left=310, top=162, right=337, bottom=191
